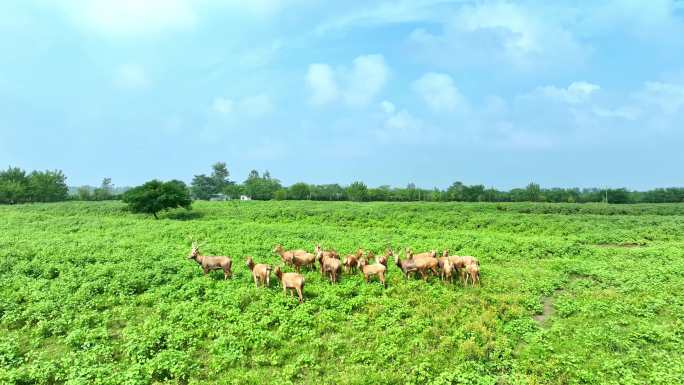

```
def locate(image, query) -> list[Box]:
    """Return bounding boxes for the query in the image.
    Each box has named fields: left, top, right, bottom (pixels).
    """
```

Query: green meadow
left=1, top=201, right=683, bottom=384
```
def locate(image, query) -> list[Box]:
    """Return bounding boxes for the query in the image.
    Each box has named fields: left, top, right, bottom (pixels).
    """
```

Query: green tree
left=27, top=170, right=68, bottom=202
left=288, top=182, right=310, bottom=200
left=122, top=180, right=192, bottom=219
left=525, top=182, right=542, bottom=202
left=243, top=170, right=281, bottom=200
left=77, top=186, right=92, bottom=201
left=191, top=174, right=216, bottom=200
left=211, top=162, right=230, bottom=191
left=191, top=162, right=232, bottom=200
left=0, top=167, right=29, bottom=204
left=274, top=188, right=287, bottom=200
left=346, top=181, right=368, bottom=202
left=93, top=178, right=113, bottom=200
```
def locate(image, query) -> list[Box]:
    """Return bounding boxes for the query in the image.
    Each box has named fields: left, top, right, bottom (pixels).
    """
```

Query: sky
left=1, top=0, right=683, bottom=190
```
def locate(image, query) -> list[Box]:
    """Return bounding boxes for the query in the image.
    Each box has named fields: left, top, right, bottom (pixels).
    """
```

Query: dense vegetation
left=189, top=163, right=684, bottom=203
left=1, top=201, right=683, bottom=384
left=122, top=180, right=192, bottom=219
left=0, top=167, right=68, bottom=204
left=3, top=163, right=684, bottom=205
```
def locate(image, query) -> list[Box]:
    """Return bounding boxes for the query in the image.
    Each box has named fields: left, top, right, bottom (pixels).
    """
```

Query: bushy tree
left=288, top=182, right=310, bottom=200
left=93, top=178, right=113, bottom=200
left=191, top=162, right=232, bottom=200
left=243, top=170, right=281, bottom=200
left=27, top=170, right=68, bottom=202
left=191, top=174, right=215, bottom=200
left=346, top=181, right=368, bottom=202
left=0, top=167, right=29, bottom=204
left=122, top=180, right=192, bottom=219
left=77, top=186, right=92, bottom=201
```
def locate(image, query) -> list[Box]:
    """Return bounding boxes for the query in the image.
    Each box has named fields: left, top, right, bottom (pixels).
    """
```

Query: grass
left=1, top=200, right=683, bottom=384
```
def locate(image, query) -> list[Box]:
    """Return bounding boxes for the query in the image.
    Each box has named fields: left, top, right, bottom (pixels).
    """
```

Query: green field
left=1, top=201, right=683, bottom=384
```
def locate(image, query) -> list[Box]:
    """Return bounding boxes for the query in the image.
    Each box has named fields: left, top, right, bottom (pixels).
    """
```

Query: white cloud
left=407, top=2, right=590, bottom=70
left=306, top=64, right=339, bottom=105
left=240, top=94, right=274, bottom=117
left=344, top=54, right=389, bottom=106
left=531, top=81, right=600, bottom=104
left=412, top=72, right=463, bottom=112
left=49, top=0, right=291, bottom=38
left=211, top=94, right=274, bottom=118
left=113, top=64, right=150, bottom=89
left=212, top=97, right=234, bottom=114
left=378, top=100, right=423, bottom=141
left=634, top=81, right=684, bottom=114
left=385, top=109, right=421, bottom=130
left=306, top=54, right=389, bottom=107
left=62, top=0, right=197, bottom=38
left=380, top=100, right=396, bottom=114
left=593, top=106, right=641, bottom=120
left=316, top=0, right=453, bottom=34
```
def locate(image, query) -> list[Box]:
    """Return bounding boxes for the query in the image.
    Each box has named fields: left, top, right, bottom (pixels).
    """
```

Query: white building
left=240, top=195, right=252, bottom=201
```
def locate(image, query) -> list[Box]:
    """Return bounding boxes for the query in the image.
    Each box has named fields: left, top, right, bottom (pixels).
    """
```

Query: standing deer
left=245, top=256, right=272, bottom=288
left=343, top=249, right=364, bottom=273
left=187, top=242, right=232, bottom=280
left=274, top=266, right=305, bottom=303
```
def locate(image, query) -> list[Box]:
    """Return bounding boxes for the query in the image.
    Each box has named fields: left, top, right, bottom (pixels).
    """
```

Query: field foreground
left=1, top=201, right=684, bottom=384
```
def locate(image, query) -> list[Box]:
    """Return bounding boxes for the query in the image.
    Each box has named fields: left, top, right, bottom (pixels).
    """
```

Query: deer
left=394, top=251, right=418, bottom=279
left=358, top=258, right=387, bottom=288
left=273, top=244, right=309, bottom=266
left=443, top=250, right=478, bottom=284
left=407, top=249, right=438, bottom=281
left=376, top=248, right=393, bottom=267
left=317, top=250, right=342, bottom=284
left=290, top=252, right=317, bottom=273
left=245, top=256, right=272, bottom=288
left=406, top=248, right=437, bottom=261
left=464, top=263, right=480, bottom=286
left=441, top=258, right=455, bottom=283
left=274, top=266, right=305, bottom=303
left=187, top=242, right=232, bottom=280
left=315, top=244, right=339, bottom=259
left=343, top=249, right=363, bottom=273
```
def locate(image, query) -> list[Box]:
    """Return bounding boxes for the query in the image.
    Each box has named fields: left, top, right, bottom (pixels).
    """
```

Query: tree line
left=190, top=162, right=684, bottom=204
left=2, top=163, right=684, bottom=207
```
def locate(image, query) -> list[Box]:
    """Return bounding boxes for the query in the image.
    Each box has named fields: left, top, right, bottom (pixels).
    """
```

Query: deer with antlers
left=187, top=241, right=232, bottom=280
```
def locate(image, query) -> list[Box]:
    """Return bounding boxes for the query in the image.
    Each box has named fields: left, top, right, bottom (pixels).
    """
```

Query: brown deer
left=273, top=244, right=309, bottom=266
left=464, top=263, right=480, bottom=286
left=291, top=252, right=317, bottom=273
left=343, top=249, right=363, bottom=273
left=358, top=258, right=387, bottom=288
left=274, top=266, right=305, bottom=303
left=394, top=252, right=418, bottom=279
left=317, top=250, right=342, bottom=284
left=406, top=248, right=437, bottom=261
left=441, top=258, right=455, bottom=283
left=407, top=249, right=438, bottom=280
left=245, top=256, right=272, bottom=288
left=187, top=243, right=232, bottom=280
left=315, top=244, right=339, bottom=259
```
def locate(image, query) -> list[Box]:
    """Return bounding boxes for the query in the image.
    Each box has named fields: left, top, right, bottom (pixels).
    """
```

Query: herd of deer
left=188, top=243, right=481, bottom=303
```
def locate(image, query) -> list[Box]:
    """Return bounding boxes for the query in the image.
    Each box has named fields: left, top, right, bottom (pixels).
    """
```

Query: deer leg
left=253, top=274, right=258, bottom=288
left=297, top=287, right=303, bottom=303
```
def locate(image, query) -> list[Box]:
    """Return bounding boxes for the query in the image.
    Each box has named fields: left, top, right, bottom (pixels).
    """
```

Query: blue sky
left=1, top=0, right=683, bottom=189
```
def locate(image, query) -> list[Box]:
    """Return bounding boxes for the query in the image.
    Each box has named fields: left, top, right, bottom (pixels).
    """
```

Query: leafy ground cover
left=1, top=201, right=683, bottom=384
